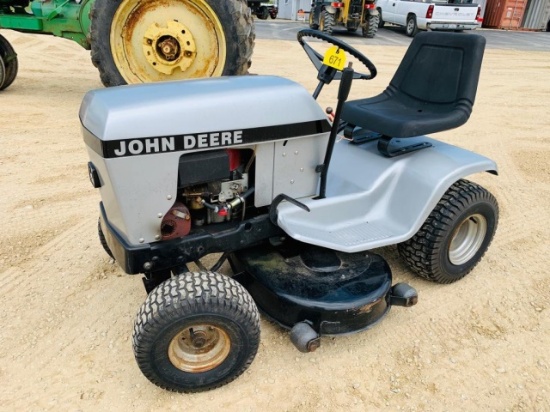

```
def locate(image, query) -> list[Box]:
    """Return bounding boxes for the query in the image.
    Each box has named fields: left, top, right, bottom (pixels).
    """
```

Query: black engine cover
left=178, top=150, right=229, bottom=187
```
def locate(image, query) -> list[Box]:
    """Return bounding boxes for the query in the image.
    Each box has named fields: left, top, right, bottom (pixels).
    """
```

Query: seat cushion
left=342, top=87, right=471, bottom=138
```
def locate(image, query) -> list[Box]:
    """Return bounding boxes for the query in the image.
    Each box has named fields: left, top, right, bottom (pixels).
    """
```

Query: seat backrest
left=389, top=32, right=486, bottom=108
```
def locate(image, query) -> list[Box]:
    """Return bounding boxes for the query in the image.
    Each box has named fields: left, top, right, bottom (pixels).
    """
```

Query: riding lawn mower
left=81, top=29, right=498, bottom=392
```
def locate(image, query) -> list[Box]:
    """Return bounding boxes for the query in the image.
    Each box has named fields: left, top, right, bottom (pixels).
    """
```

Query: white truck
left=376, top=0, right=481, bottom=37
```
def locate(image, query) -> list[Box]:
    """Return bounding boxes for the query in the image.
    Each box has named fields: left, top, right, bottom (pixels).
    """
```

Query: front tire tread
left=133, top=271, right=260, bottom=392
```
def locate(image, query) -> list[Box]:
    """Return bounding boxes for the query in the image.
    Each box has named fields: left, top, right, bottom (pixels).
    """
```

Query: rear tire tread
left=321, top=10, right=335, bottom=35
left=363, top=14, right=379, bottom=38
left=398, top=179, right=498, bottom=284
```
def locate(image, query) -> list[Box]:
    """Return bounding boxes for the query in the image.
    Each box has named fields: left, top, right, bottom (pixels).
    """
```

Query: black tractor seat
left=342, top=32, right=486, bottom=156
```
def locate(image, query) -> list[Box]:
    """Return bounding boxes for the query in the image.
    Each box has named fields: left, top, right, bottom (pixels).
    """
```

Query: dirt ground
left=0, top=29, right=549, bottom=412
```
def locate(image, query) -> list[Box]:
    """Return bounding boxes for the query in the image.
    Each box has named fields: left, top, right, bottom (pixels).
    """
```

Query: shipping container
left=522, top=0, right=550, bottom=30
left=483, top=0, right=528, bottom=29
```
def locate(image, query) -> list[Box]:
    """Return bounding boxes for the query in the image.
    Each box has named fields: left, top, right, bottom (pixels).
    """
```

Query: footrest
left=276, top=135, right=497, bottom=253
left=286, top=220, right=396, bottom=249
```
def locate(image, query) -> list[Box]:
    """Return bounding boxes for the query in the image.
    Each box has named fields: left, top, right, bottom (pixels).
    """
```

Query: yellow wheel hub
left=111, top=0, right=227, bottom=83
left=143, top=20, right=197, bottom=75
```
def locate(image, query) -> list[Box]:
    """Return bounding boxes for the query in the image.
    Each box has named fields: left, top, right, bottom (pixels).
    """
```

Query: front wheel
left=89, top=0, right=254, bottom=87
left=98, top=220, right=114, bottom=259
left=398, top=179, right=498, bottom=284
left=133, top=271, right=260, bottom=392
left=406, top=15, right=418, bottom=37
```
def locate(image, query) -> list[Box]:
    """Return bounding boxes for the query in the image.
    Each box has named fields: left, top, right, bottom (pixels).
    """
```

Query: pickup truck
left=376, top=0, right=481, bottom=37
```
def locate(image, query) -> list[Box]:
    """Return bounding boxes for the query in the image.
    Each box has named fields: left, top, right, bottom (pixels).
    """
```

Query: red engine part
left=226, top=149, right=241, bottom=171
left=161, top=202, right=191, bottom=240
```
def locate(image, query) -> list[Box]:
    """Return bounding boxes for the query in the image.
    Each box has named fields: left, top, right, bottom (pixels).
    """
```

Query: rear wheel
left=362, top=14, right=379, bottom=38
left=398, top=180, right=498, bottom=284
left=90, top=0, right=254, bottom=87
left=133, top=271, right=260, bottom=392
left=0, top=34, right=18, bottom=91
left=406, top=14, right=418, bottom=37
left=320, top=10, right=334, bottom=35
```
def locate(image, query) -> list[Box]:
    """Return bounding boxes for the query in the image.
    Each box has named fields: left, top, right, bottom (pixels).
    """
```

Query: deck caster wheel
left=390, top=282, right=418, bottom=307
left=290, top=321, right=320, bottom=353
left=133, top=271, right=260, bottom=392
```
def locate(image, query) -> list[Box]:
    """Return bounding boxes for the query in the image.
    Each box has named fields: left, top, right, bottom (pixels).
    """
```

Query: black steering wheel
left=297, top=29, right=377, bottom=81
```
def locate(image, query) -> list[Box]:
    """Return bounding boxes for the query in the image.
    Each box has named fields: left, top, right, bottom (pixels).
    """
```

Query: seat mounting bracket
left=377, top=136, right=433, bottom=157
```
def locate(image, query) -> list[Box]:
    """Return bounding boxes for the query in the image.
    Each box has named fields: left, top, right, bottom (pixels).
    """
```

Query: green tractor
left=0, top=0, right=255, bottom=90
left=309, top=0, right=379, bottom=38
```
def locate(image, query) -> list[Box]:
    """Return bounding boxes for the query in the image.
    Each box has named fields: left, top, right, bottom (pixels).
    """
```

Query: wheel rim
left=407, top=19, right=414, bottom=34
left=448, top=214, right=487, bottom=265
left=110, top=0, right=227, bottom=83
left=168, top=324, right=231, bottom=373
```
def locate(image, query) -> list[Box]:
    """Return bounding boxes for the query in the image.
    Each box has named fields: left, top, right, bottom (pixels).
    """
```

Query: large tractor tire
left=319, top=10, right=335, bottom=35
left=362, top=14, right=379, bottom=38
left=0, top=34, right=18, bottom=91
left=89, top=0, right=255, bottom=87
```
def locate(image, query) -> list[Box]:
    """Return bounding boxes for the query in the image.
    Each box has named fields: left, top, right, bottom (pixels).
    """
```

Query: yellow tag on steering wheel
left=322, top=46, right=346, bottom=70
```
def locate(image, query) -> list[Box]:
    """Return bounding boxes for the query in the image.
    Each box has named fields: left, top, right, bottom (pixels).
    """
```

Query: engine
left=80, top=75, right=330, bottom=246
left=160, top=149, right=253, bottom=240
